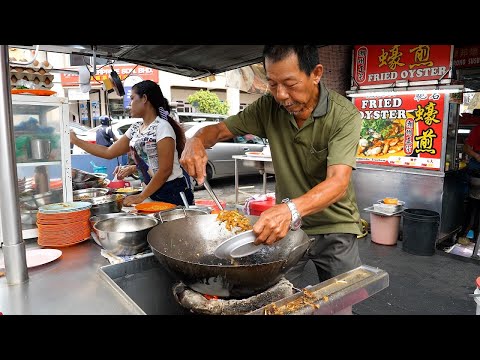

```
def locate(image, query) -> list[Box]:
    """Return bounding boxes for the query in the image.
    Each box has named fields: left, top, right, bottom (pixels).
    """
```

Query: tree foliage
left=187, top=90, right=229, bottom=115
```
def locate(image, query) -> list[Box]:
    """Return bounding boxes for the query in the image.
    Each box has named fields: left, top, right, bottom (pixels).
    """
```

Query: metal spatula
left=203, top=179, right=224, bottom=211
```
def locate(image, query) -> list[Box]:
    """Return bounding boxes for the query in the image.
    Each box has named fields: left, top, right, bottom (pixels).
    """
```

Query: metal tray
left=364, top=206, right=404, bottom=217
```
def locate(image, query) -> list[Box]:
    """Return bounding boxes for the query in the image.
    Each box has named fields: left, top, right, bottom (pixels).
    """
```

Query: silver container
left=93, top=216, right=158, bottom=256
left=154, top=206, right=210, bottom=223
left=30, top=138, right=51, bottom=160
left=73, top=188, right=109, bottom=201
left=470, top=177, right=480, bottom=199
left=89, top=212, right=137, bottom=246
left=20, top=192, right=38, bottom=210
left=33, top=191, right=55, bottom=207
left=20, top=209, right=38, bottom=225
left=72, top=178, right=105, bottom=190
left=88, top=194, right=124, bottom=216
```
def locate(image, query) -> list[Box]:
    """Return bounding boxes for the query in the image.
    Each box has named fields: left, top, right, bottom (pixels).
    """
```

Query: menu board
left=353, top=92, right=445, bottom=171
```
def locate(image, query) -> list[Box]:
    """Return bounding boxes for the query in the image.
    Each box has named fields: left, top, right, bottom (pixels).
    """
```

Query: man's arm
left=180, top=122, right=234, bottom=184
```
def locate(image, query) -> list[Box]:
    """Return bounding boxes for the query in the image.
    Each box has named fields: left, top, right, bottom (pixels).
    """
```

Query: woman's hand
left=70, top=131, right=78, bottom=145
left=114, top=165, right=136, bottom=180
left=123, top=193, right=146, bottom=207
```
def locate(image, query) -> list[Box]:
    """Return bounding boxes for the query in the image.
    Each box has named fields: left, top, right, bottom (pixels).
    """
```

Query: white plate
left=0, top=249, right=62, bottom=269
left=39, top=201, right=92, bottom=214
left=214, top=230, right=266, bottom=259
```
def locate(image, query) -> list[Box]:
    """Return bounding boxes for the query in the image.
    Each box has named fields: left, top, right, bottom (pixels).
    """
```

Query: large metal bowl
left=93, top=216, right=158, bottom=256
left=89, top=212, right=137, bottom=246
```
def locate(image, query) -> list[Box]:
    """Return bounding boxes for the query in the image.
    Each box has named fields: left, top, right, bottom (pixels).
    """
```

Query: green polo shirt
left=224, top=82, right=362, bottom=235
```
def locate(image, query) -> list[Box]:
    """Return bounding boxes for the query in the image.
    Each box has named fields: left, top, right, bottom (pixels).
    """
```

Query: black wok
left=147, top=214, right=312, bottom=298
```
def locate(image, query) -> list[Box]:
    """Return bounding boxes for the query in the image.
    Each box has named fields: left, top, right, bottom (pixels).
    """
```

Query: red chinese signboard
left=60, top=64, right=159, bottom=87
left=453, top=45, right=480, bottom=69
left=353, top=92, right=445, bottom=171
left=353, top=45, right=452, bottom=87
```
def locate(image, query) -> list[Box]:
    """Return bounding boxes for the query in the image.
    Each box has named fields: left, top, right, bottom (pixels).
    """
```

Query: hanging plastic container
left=90, top=161, right=107, bottom=174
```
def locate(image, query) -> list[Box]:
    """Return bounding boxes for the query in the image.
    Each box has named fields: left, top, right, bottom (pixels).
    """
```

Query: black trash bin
left=402, top=209, right=440, bottom=256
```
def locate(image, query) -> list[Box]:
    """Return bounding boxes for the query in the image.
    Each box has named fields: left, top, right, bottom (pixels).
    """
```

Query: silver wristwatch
left=282, top=198, right=302, bottom=231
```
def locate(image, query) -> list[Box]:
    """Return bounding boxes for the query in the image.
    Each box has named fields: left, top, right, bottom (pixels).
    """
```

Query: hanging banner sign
left=353, top=45, right=452, bottom=87
left=353, top=91, right=446, bottom=171
left=61, top=64, right=159, bottom=87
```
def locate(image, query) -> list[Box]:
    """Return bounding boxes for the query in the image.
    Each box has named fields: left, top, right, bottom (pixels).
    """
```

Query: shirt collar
left=312, top=81, right=330, bottom=118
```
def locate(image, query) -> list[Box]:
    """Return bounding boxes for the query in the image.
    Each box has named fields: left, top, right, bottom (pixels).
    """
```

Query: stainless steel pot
left=89, top=212, right=137, bottom=246
left=94, top=216, right=158, bottom=256
left=147, top=214, right=312, bottom=298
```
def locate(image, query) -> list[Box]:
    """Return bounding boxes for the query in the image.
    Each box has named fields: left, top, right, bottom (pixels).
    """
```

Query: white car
left=71, top=118, right=142, bottom=154
left=182, top=121, right=267, bottom=188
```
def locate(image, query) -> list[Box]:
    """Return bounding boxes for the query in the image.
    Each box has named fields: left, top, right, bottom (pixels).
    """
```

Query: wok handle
left=156, top=212, right=165, bottom=223
left=282, top=237, right=315, bottom=270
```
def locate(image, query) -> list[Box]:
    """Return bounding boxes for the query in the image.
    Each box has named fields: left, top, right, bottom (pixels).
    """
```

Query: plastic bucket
left=402, top=208, right=440, bottom=256
left=370, top=213, right=400, bottom=246
left=249, top=196, right=276, bottom=216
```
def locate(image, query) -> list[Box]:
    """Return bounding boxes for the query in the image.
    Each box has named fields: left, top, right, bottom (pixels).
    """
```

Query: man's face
left=265, top=52, right=322, bottom=116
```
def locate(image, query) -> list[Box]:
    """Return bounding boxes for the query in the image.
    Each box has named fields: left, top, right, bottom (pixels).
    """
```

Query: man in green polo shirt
left=180, top=45, right=363, bottom=285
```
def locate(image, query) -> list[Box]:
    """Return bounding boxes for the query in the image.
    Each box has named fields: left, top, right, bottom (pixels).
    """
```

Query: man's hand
left=180, top=137, right=209, bottom=185
left=252, top=203, right=292, bottom=245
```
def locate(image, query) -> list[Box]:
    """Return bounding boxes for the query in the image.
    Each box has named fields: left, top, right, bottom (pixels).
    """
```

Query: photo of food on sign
left=357, top=117, right=406, bottom=158
left=354, top=92, right=445, bottom=171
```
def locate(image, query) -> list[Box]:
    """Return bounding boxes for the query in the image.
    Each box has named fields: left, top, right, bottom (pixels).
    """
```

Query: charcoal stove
left=173, top=277, right=295, bottom=315
left=98, top=254, right=389, bottom=315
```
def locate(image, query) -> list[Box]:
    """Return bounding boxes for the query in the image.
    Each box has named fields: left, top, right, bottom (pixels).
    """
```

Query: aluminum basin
left=93, top=216, right=158, bottom=256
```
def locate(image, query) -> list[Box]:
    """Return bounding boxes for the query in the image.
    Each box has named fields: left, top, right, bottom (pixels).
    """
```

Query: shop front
left=348, top=45, right=464, bottom=243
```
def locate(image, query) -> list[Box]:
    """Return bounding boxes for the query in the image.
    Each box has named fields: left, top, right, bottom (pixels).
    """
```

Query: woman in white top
left=70, top=80, right=194, bottom=207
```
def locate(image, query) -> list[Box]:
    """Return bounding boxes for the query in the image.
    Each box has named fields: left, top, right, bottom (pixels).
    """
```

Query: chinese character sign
left=453, top=45, right=480, bottom=68
left=353, top=45, right=452, bottom=87
left=354, top=92, right=445, bottom=170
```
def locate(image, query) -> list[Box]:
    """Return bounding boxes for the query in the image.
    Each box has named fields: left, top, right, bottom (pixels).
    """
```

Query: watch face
left=292, top=217, right=302, bottom=230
